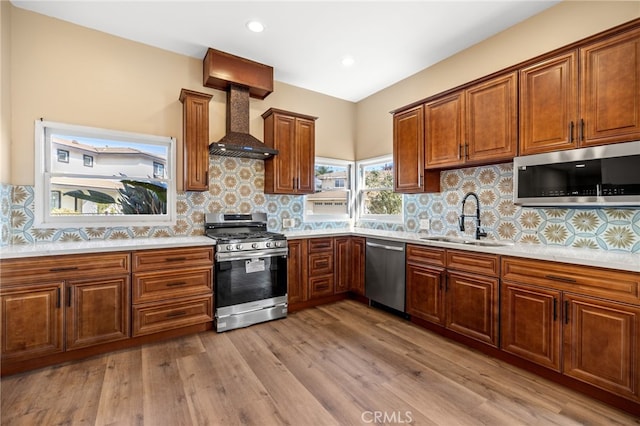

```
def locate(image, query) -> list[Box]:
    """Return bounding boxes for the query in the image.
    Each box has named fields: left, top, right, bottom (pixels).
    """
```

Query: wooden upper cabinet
left=425, top=72, right=517, bottom=169
left=520, top=26, right=640, bottom=154
left=465, top=71, right=518, bottom=164
left=393, top=105, right=425, bottom=192
left=520, top=52, right=578, bottom=155
left=263, top=108, right=317, bottom=195
left=581, top=27, right=640, bottom=147
left=425, top=92, right=465, bottom=168
left=179, top=89, right=213, bottom=191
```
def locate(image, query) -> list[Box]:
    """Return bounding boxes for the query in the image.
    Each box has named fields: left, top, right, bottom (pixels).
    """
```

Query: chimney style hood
left=203, top=48, right=277, bottom=159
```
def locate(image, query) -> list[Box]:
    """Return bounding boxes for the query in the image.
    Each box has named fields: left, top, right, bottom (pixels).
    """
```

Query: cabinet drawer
left=502, top=257, right=640, bottom=304
left=1, top=252, right=130, bottom=284
left=309, top=252, right=334, bottom=275
left=133, top=268, right=212, bottom=304
left=407, top=244, right=446, bottom=267
left=132, top=295, right=213, bottom=337
left=309, top=275, right=334, bottom=298
left=446, top=250, right=499, bottom=277
left=308, top=238, right=334, bottom=253
left=132, top=247, right=213, bottom=272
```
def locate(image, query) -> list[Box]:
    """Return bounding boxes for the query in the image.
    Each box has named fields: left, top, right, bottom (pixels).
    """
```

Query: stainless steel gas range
left=205, top=212, right=288, bottom=332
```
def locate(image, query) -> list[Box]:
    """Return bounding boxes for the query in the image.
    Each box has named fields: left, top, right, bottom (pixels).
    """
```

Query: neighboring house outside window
left=34, top=120, right=176, bottom=227
left=357, top=155, right=403, bottom=223
left=305, top=157, right=354, bottom=222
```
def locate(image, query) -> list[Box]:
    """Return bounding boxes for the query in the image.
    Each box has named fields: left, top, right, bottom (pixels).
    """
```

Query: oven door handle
left=215, top=248, right=288, bottom=262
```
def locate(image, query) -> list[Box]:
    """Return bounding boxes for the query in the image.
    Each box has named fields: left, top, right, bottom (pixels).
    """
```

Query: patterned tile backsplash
left=2, top=159, right=639, bottom=252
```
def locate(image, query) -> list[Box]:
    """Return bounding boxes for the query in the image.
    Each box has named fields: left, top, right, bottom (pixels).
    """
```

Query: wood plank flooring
left=2, top=300, right=639, bottom=425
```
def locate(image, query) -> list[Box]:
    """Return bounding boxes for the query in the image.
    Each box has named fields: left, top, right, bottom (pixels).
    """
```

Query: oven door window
left=215, top=254, right=287, bottom=308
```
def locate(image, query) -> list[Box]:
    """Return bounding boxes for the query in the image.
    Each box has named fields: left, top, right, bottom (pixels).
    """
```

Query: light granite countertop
left=285, top=228, right=640, bottom=273
left=1, top=229, right=638, bottom=273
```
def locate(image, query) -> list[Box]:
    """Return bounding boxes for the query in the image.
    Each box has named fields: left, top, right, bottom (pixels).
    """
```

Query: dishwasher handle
left=366, top=241, right=404, bottom=252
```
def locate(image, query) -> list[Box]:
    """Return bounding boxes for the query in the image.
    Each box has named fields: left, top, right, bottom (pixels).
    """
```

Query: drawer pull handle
left=50, top=266, right=79, bottom=272
left=166, top=310, right=187, bottom=318
left=564, top=300, right=570, bottom=324
left=166, top=257, right=187, bottom=262
left=166, top=282, right=186, bottom=287
left=545, top=275, right=576, bottom=283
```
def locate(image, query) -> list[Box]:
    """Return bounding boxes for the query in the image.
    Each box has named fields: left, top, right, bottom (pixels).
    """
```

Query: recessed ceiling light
left=246, top=20, right=265, bottom=33
left=341, top=55, right=355, bottom=67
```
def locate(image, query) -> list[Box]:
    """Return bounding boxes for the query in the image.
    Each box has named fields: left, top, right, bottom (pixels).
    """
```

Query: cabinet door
left=446, top=271, right=499, bottom=346
left=334, top=237, right=350, bottom=294
left=287, top=240, right=308, bottom=304
left=66, top=277, right=130, bottom=350
left=350, top=237, right=366, bottom=296
left=295, top=117, right=315, bottom=194
left=179, top=89, right=212, bottom=191
left=501, top=282, right=562, bottom=372
left=425, top=92, right=464, bottom=168
left=270, top=114, right=297, bottom=193
left=519, top=52, right=578, bottom=155
left=406, top=264, right=445, bottom=325
left=581, top=28, right=640, bottom=147
left=563, top=294, right=639, bottom=400
left=393, top=105, right=424, bottom=193
left=1, top=283, right=64, bottom=362
left=466, top=72, right=518, bottom=163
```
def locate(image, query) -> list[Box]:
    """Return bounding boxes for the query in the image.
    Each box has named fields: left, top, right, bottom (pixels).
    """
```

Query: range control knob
left=265, top=242, right=272, bottom=248
left=235, top=244, right=243, bottom=250
left=226, top=245, right=234, bottom=251
left=251, top=243, right=259, bottom=249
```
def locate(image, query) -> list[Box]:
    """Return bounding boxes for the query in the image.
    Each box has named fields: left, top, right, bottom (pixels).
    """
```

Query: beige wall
left=1, top=0, right=11, bottom=183
left=7, top=5, right=356, bottom=186
left=355, top=1, right=640, bottom=160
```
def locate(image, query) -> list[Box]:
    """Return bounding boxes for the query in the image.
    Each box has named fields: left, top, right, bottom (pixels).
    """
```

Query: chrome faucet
left=459, top=192, right=487, bottom=240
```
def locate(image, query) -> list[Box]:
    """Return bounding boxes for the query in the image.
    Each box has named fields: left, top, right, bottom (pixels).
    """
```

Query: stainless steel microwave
left=513, top=141, right=640, bottom=207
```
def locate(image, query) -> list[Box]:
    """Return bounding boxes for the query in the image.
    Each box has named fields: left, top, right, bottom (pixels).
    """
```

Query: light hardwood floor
left=1, top=300, right=639, bottom=425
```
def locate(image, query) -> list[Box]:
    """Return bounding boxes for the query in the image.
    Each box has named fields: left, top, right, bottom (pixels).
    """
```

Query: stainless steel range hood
left=203, top=48, right=277, bottom=160
left=209, top=84, right=277, bottom=159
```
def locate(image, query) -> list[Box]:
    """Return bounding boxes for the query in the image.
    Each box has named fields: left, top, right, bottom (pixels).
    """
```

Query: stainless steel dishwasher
left=365, top=238, right=406, bottom=312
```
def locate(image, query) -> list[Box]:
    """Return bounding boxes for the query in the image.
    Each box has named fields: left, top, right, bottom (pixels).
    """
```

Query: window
left=304, top=157, right=354, bottom=222
left=34, top=120, right=176, bottom=228
left=357, top=155, right=403, bottom=222
left=57, top=149, right=69, bottom=163
left=153, top=162, right=165, bottom=179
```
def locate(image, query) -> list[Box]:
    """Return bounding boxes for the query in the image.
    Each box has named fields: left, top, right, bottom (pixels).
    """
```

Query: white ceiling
left=11, top=0, right=560, bottom=102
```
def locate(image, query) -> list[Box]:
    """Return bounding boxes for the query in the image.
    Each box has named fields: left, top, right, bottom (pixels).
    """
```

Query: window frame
left=34, top=120, right=176, bottom=228
left=356, top=154, right=403, bottom=223
left=304, top=156, right=355, bottom=223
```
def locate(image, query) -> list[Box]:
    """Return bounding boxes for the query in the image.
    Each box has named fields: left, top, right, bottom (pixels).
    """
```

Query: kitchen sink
left=420, top=235, right=513, bottom=247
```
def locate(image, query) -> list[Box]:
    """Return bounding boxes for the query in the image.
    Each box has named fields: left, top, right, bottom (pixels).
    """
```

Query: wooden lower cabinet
left=66, top=277, right=130, bottom=350
left=406, top=245, right=499, bottom=347
left=406, top=262, right=445, bottom=325
left=563, top=294, right=640, bottom=400
left=287, top=239, right=308, bottom=304
left=131, top=247, right=213, bottom=337
left=502, top=256, right=640, bottom=403
left=501, top=281, right=562, bottom=372
left=446, top=271, right=499, bottom=346
left=0, top=252, right=132, bottom=372
left=349, top=237, right=366, bottom=296
left=1, top=282, right=64, bottom=362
